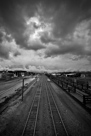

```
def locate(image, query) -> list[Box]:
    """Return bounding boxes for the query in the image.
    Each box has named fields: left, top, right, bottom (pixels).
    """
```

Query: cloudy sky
left=0, top=0, right=91, bottom=72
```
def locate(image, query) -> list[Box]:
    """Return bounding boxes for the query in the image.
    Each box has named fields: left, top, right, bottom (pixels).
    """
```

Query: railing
left=83, top=95, right=91, bottom=105
left=48, top=75, right=91, bottom=95
left=47, top=75, right=91, bottom=106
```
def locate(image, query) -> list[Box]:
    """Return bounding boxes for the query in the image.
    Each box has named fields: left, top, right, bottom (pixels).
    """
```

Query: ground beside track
left=0, top=75, right=91, bottom=136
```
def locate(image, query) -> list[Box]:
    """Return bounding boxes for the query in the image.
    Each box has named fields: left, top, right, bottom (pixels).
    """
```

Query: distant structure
left=0, top=70, right=37, bottom=80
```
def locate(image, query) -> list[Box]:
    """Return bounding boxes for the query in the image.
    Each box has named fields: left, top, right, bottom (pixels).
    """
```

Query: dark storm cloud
left=52, top=0, right=91, bottom=38
left=45, top=43, right=91, bottom=58
left=0, top=0, right=45, bottom=50
left=0, top=31, right=3, bottom=42
left=0, top=30, right=10, bottom=58
left=0, top=0, right=91, bottom=54
left=13, top=51, right=21, bottom=57
left=40, top=32, right=55, bottom=44
left=0, top=44, right=10, bottom=59
left=0, top=42, right=21, bottom=59
left=0, top=1, right=24, bottom=48
left=26, top=43, right=45, bottom=51
left=0, top=28, right=21, bottom=59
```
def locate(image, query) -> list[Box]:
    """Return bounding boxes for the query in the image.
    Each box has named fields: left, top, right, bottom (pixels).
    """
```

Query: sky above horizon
left=0, top=0, right=91, bottom=72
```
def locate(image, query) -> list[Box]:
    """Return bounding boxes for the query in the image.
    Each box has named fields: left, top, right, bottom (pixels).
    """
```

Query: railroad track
left=21, top=81, right=42, bottom=136
left=21, top=76, right=69, bottom=136
left=46, top=79, right=69, bottom=136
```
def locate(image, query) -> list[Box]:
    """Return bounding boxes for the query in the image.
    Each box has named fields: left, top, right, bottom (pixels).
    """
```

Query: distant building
left=66, top=73, right=81, bottom=78
left=81, top=74, right=85, bottom=78
left=0, top=71, right=4, bottom=79
left=81, top=72, right=91, bottom=78
left=1, top=73, right=14, bottom=80
left=0, top=73, right=2, bottom=79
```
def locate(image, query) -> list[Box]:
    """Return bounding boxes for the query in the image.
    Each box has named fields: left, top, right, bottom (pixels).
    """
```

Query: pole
left=22, top=78, right=24, bottom=101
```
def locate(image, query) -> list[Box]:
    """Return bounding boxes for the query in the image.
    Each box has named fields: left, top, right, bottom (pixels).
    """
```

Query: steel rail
left=46, top=80, right=69, bottom=136
left=45, top=82, right=57, bottom=136
left=33, top=83, right=42, bottom=136
left=21, top=82, right=42, bottom=136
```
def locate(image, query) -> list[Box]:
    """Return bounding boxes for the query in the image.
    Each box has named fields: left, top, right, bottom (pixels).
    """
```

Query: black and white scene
left=0, top=0, right=91, bottom=136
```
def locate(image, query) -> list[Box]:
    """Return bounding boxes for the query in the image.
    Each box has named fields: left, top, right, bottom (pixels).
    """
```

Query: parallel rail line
left=21, top=82, right=42, bottom=136
left=46, top=80, right=69, bottom=136
left=21, top=77, right=69, bottom=136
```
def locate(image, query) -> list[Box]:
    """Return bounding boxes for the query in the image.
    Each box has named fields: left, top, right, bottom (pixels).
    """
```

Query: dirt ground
left=0, top=80, right=37, bottom=136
